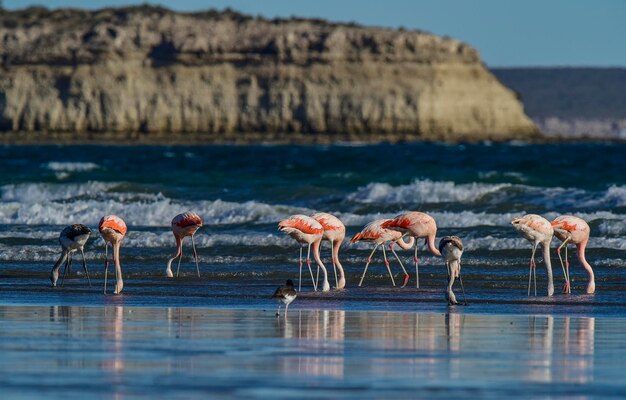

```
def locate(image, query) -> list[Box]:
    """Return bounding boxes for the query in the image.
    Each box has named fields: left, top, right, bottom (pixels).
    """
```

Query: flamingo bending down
left=551, top=215, right=595, bottom=294
left=50, top=224, right=92, bottom=287
left=99, top=215, right=127, bottom=295
left=166, top=212, right=203, bottom=278
left=272, top=279, right=297, bottom=317
left=511, top=214, right=554, bottom=296
left=381, top=212, right=441, bottom=288
left=278, top=215, right=330, bottom=292
left=439, top=236, right=465, bottom=305
left=311, top=212, right=346, bottom=289
left=350, top=219, right=415, bottom=287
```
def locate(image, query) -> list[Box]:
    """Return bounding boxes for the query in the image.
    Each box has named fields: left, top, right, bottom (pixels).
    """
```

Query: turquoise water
left=0, top=143, right=625, bottom=314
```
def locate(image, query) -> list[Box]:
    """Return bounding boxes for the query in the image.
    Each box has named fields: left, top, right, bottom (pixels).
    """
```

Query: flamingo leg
left=176, top=237, right=184, bottom=277
left=276, top=303, right=281, bottom=317
left=315, top=241, right=320, bottom=290
left=389, top=243, right=410, bottom=288
left=533, top=260, right=537, bottom=297
left=306, top=243, right=317, bottom=291
left=331, top=240, right=338, bottom=288
left=113, top=241, right=123, bottom=295
left=192, top=234, right=200, bottom=278
left=285, top=303, right=289, bottom=317
left=565, top=244, right=571, bottom=293
left=81, top=248, right=92, bottom=287
left=61, top=251, right=71, bottom=287
left=358, top=243, right=380, bottom=287
left=528, top=243, right=538, bottom=296
left=556, top=237, right=571, bottom=293
left=459, top=264, right=467, bottom=306
left=298, top=247, right=303, bottom=292
left=104, top=242, right=109, bottom=294
left=65, top=251, right=72, bottom=277
left=445, top=261, right=457, bottom=305
left=382, top=244, right=396, bottom=287
left=414, top=243, right=420, bottom=289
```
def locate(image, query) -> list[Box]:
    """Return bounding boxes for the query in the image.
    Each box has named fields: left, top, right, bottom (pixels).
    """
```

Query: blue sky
left=4, top=0, right=626, bottom=67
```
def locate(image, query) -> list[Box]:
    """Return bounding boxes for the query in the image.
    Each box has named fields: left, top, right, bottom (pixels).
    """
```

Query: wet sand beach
left=0, top=304, right=620, bottom=399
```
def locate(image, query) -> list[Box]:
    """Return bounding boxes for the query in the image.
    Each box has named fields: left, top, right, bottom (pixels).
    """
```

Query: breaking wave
left=347, top=179, right=510, bottom=204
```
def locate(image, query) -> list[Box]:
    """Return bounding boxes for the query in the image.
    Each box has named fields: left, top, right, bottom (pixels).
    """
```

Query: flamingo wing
left=279, top=215, right=324, bottom=235
left=173, top=212, right=203, bottom=228
left=99, top=215, right=127, bottom=235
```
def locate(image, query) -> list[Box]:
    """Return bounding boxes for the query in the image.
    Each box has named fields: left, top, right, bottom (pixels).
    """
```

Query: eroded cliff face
left=0, top=6, right=539, bottom=142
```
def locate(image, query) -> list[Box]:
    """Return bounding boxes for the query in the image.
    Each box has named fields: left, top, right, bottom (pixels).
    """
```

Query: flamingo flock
left=48, top=210, right=596, bottom=303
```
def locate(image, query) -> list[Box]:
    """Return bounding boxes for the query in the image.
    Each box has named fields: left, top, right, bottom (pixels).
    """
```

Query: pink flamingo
left=511, top=214, right=554, bottom=296
left=165, top=212, right=203, bottom=278
left=381, top=212, right=441, bottom=288
left=350, top=219, right=414, bottom=287
left=311, top=212, right=346, bottom=289
left=278, top=215, right=330, bottom=292
left=551, top=215, right=595, bottom=294
left=99, top=215, right=127, bottom=295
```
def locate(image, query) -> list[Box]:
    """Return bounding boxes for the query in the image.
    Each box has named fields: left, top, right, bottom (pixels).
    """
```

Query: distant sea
left=0, top=143, right=625, bottom=315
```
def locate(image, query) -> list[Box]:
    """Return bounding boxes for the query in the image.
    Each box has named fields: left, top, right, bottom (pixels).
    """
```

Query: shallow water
left=1, top=305, right=623, bottom=399
left=0, top=143, right=625, bottom=313
left=2, top=143, right=626, bottom=397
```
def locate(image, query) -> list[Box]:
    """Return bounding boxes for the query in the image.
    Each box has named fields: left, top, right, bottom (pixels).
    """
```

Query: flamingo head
left=277, top=220, right=289, bottom=232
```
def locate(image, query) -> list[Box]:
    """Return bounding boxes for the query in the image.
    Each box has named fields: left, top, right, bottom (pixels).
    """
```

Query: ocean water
left=0, top=143, right=625, bottom=315
left=0, top=305, right=619, bottom=399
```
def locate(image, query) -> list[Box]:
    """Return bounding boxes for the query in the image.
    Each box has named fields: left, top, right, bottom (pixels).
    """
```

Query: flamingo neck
left=542, top=241, right=554, bottom=296
left=577, top=240, right=595, bottom=293
left=426, top=234, right=441, bottom=256
left=332, top=239, right=345, bottom=288
left=312, top=239, right=330, bottom=289
left=396, top=236, right=415, bottom=250
left=113, top=241, right=122, bottom=270
left=166, top=237, right=182, bottom=272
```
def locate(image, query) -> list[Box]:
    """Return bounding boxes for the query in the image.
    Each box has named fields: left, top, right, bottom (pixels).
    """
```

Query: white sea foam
left=595, top=185, right=626, bottom=208
left=347, top=179, right=511, bottom=204
left=2, top=229, right=624, bottom=262
left=347, top=179, right=626, bottom=211
left=0, top=182, right=311, bottom=226
left=42, top=162, right=101, bottom=172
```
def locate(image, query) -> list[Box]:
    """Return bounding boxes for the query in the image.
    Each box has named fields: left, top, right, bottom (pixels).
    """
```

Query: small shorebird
left=511, top=214, right=554, bottom=296
left=311, top=212, right=346, bottom=289
left=99, top=215, right=127, bottom=295
left=381, top=212, right=441, bottom=288
left=351, top=219, right=414, bottom=287
left=551, top=215, right=595, bottom=294
left=439, top=236, right=466, bottom=305
left=272, top=279, right=297, bottom=316
left=278, top=214, right=330, bottom=292
left=165, top=212, right=203, bottom=278
left=50, top=224, right=92, bottom=287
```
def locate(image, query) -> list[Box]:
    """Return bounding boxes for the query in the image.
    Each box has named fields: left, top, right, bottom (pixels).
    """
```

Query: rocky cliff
left=0, top=6, right=539, bottom=143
